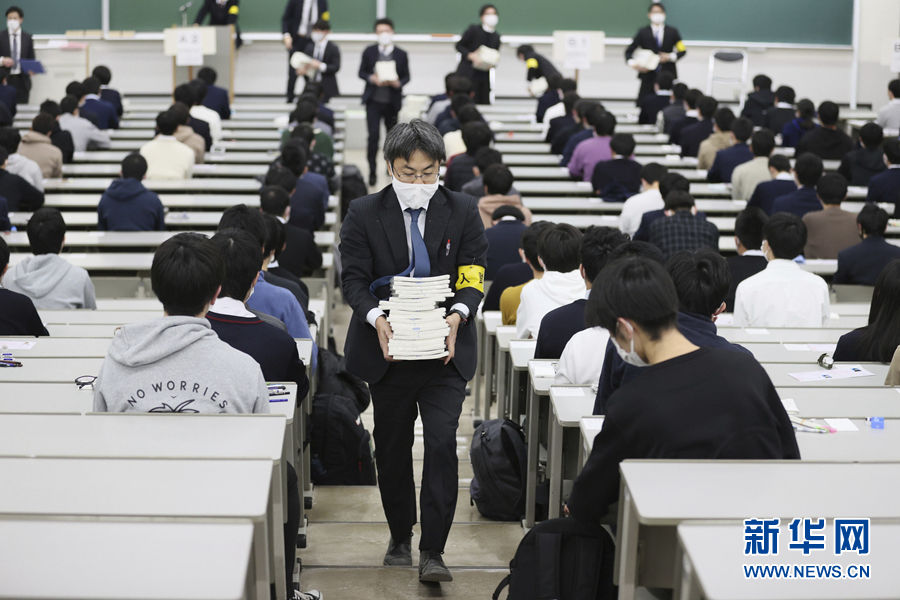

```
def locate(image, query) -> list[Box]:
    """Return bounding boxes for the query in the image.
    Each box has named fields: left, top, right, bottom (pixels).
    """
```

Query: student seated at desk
left=289, top=123, right=335, bottom=181
left=485, top=205, right=528, bottom=281
left=550, top=98, right=592, bottom=156
left=0, top=236, right=47, bottom=336
left=731, top=129, right=776, bottom=201
left=866, top=138, right=900, bottom=217
left=876, top=78, right=900, bottom=130
left=280, top=139, right=330, bottom=201
left=139, top=110, right=195, bottom=181
left=838, top=122, right=885, bottom=186
left=637, top=71, right=674, bottom=126
left=834, top=258, right=900, bottom=362
left=462, top=148, right=519, bottom=199
left=668, top=87, right=703, bottom=146
left=265, top=163, right=325, bottom=234
left=261, top=213, right=314, bottom=316
left=682, top=96, right=719, bottom=162
left=17, top=113, right=62, bottom=179
left=259, top=185, right=323, bottom=278
left=188, top=79, right=223, bottom=144
left=477, top=163, right=530, bottom=230
left=97, top=153, right=165, bottom=232
left=707, top=117, right=753, bottom=184
left=834, top=204, right=900, bottom=286
left=57, top=94, right=111, bottom=153
left=37, top=101, right=74, bottom=164
left=747, top=154, right=795, bottom=215
left=92, top=65, right=123, bottom=118
left=515, top=223, right=585, bottom=339
left=632, top=171, right=690, bottom=242
left=1, top=207, right=96, bottom=309
left=173, top=83, right=212, bottom=150
left=299, top=81, right=336, bottom=131
left=771, top=152, right=823, bottom=218
left=0, top=126, right=42, bottom=191
left=497, top=221, right=552, bottom=321
left=568, top=110, right=616, bottom=182
left=197, top=66, right=231, bottom=121
left=288, top=99, right=334, bottom=154
left=536, top=226, right=628, bottom=360
left=436, top=93, right=472, bottom=136
left=591, top=133, right=641, bottom=201
left=660, top=81, right=687, bottom=135
left=569, top=255, right=800, bottom=529
left=559, top=102, right=604, bottom=168
left=797, top=101, right=853, bottom=160
left=740, top=74, right=774, bottom=127
left=725, top=207, right=768, bottom=312
left=80, top=76, right=118, bottom=130
left=534, top=75, right=566, bottom=124
left=648, top=190, right=719, bottom=259
left=763, top=85, right=796, bottom=135
left=781, top=98, right=817, bottom=149
left=425, top=74, right=471, bottom=126
left=619, top=162, right=666, bottom=237
left=545, top=91, right=580, bottom=147
left=803, top=173, right=858, bottom=259
left=0, top=146, right=42, bottom=211
left=444, top=121, right=492, bottom=192
left=733, top=212, right=830, bottom=328
left=540, top=78, right=577, bottom=131
left=169, top=102, right=206, bottom=165
left=443, top=104, right=484, bottom=159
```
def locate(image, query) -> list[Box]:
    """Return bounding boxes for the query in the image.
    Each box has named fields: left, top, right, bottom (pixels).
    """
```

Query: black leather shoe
left=383, top=535, right=412, bottom=566
left=368, top=172, right=378, bottom=187
left=418, top=551, right=452, bottom=582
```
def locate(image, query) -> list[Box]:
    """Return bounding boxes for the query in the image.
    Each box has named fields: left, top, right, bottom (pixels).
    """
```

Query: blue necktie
left=369, top=207, right=431, bottom=295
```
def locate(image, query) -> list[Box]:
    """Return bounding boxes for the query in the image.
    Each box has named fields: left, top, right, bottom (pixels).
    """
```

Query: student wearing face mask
left=339, top=119, right=488, bottom=584
left=0, top=6, right=33, bottom=103
left=455, top=4, right=501, bottom=105
left=624, top=3, right=686, bottom=104
left=296, top=19, right=340, bottom=102
left=359, top=18, right=410, bottom=186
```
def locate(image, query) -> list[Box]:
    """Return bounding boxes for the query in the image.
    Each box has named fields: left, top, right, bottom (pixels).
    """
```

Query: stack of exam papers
left=380, top=275, right=454, bottom=360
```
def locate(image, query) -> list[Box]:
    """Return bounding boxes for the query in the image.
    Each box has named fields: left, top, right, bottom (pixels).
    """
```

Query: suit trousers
left=366, top=101, right=399, bottom=175
left=471, top=71, right=491, bottom=105
left=8, top=73, right=29, bottom=104
left=287, top=35, right=311, bottom=102
left=370, top=359, right=466, bottom=552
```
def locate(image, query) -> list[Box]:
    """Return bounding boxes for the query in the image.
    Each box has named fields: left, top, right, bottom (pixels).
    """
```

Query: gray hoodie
left=2, top=254, right=97, bottom=310
left=93, top=316, right=270, bottom=415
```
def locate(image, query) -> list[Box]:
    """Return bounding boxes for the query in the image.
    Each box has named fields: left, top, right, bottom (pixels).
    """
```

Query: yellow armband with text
left=675, top=40, right=686, bottom=53
left=228, top=5, right=239, bottom=14
left=456, top=265, right=485, bottom=293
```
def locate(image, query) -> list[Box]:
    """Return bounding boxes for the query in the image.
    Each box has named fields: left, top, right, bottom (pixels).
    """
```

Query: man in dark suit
left=535, top=226, right=629, bottom=359
left=707, top=117, right=754, bottom=183
left=359, top=18, right=410, bottom=186
left=834, top=205, right=900, bottom=285
left=747, top=154, right=796, bottom=215
left=92, top=66, right=123, bottom=117
left=771, top=152, right=824, bottom=218
left=485, top=205, right=527, bottom=280
left=668, top=88, right=702, bottom=146
left=259, top=185, right=323, bottom=277
left=297, top=20, right=340, bottom=102
left=282, top=0, right=329, bottom=102
left=197, top=67, right=231, bottom=120
left=81, top=77, right=119, bottom=130
left=340, top=120, right=488, bottom=583
left=740, top=74, right=775, bottom=127
left=625, top=3, right=686, bottom=102
left=796, top=101, right=853, bottom=160
left=637, top=71, right=674, bottom=125
left=725, top=207, right=769, bottom=311
left=194, top=0, right=242, bottom=49
left=0, top=6, right=33, bottom=103
left=866, top=138, right=900, bottom=217
left=762, top=85, right=795, bottom=135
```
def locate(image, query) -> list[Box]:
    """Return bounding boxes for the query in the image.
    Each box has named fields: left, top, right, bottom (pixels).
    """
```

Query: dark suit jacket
left=202, top=85, right=231, bottom=120
left=0, top=195, right=8, bottom=230
left=534, top=299, right=587, bottom=360
left=638, top=92, right=671, bottom=125
left=359, top=44, right=410, bottom=112
left=50, top=123, right=74, bottom=163
left=288, top=177, right=327, bottom=232
left=677, top=119, right=713, bottom=158
left=747, top=178, right=796, bottom=215
left=725, top=254, right=768, bottom=312
left=485, top=219, right=527, bottom=280
left=0, top=30, right=34, bottom=91
left=834, top=236, right=900, bottom=286
left=866, top=168, right=900, bottom=217
left=550, top=120, right=581, bottom=155
left=707, top=143, right=753, bottom=183
left=591, top=157, right=642, bottom=201
left=796, top=126, right=853, bottom=161
left=0, top=84, right=17, bottom=116
left=771, top=186, right=820, bottom=218
left=302, top=39, right=341, bottom=101
left=545, top=115, right=573, bottom=146
left=522, top=51, right=561, bottom=82
left=340, top=186, right=488, bottom=383
left=484, top=261, right=532, bottom=311
left=763, top=106, right=794, bottom=135
left=82, top=97, right=119, bottom=130
left=632, top=208, right=665, bottom=242
left=669, top=115, right=698, bottom=145
left=624, top=25, right=685, bottom=83
left=281, top=0, right=329, bottom=36
left=0, top=169, right=42, bottom=211
left=838, top=147, right=885, bottom=186
left=189, top=116, right=212, bottom=150
left=195, top=0, right=242, bottom=46
left=741, top=90, right=774, bottom=127
left=0, top=100, right=10, bottom=126
left=100, top=88, right=123, bottom=117
left=278, top=221, right=324, bottom=277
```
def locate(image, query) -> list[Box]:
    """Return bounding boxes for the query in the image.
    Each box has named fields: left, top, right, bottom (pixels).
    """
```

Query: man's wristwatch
left=447, top=309, right=468, bottom=325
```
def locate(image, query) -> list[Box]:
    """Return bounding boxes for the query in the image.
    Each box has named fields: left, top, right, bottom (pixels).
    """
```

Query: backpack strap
left=492, top=574, right=511, bottom=600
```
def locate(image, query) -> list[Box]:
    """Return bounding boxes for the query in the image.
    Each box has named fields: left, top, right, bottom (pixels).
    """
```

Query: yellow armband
left=322, top=11, right=330, bottom=21
left=675, top=40, right=686, bottom=53
left=525, top=58, right=539, bottom=70
left=228, top=5, right=239, bottom=14
left=456, top=265, right=485, bottom=293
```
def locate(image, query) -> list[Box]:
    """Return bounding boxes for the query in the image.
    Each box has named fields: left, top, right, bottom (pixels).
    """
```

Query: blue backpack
left=469, top=418, right=528, bottom=521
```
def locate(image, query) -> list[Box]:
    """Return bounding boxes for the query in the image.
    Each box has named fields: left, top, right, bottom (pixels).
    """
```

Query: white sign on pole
left=176, top=29, right=204, bottom=67
left=563, top=33, right=592, bottom=70
left=891, top=39, right=900, bottom=73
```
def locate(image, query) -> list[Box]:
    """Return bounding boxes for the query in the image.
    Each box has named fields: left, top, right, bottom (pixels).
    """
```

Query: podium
left=163, top=26, right=235, bottom=102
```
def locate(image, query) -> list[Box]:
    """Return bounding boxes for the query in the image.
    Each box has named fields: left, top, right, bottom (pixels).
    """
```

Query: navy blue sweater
left=98, top=178, right=165, bottom=231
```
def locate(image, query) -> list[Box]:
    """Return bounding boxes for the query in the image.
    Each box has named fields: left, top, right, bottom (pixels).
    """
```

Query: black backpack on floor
left=469, top=418, right=527, bottom=521
left=316, top=346, right=371, bottom=413
left=310, top=392, right=377, bottom=485
left=493, top=517, right=617, bottom=600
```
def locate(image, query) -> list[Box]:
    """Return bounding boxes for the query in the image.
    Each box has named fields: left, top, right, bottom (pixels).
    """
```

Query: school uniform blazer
left=866, top=168, right=900, bottom=218
left=834, top=236, right=900, bottom=286
left=82, top=97, right=119, bottom=130
left=534, top=299, right=587, bottom=360
left=485, top=219, right=527, bottom=281
left=339, top=186, right=489, bottom=384
left=359, top=44, right=410, bottom=112
left=100, top=88, right=123, bottom=117
left=202, top=84, right=231, bottom=120
left=281, top=0, right=329, bottom=36
left=677, top=119, right=713, bottom=159
left=624, top=25, right=685, bottom=81
left=279, top=221, right=324, bottom=277
left=301, top=39, right=341, bottom=101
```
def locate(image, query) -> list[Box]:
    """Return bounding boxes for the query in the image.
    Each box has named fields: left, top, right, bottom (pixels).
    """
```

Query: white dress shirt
left=555, top=327, right=610, bottom=385
left=619, top=187, right=663, bottom=237
left=209, top=296, right=256, bottom=318
left=516, top=269, right=586, bottom=339
left=139, top=134, right=195, bottom=180
left=8, top=30, right=20, bottom=75
left=312, top=40, right=328, bottom=78
left=297, top=0, right=318, bottom=36
left=190, top=105, right=223, bottom=143
left=733, top=259, right=830, bottom=328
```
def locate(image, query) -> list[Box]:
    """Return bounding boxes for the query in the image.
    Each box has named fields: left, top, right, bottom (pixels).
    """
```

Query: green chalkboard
left=18, top=0, right=102, bottom=34
left=108, top=0, right=374, bottom=34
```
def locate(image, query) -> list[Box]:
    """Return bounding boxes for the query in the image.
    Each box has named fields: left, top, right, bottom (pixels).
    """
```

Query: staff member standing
left=194, top=0, right=242, bottom=49
left=340, top=120, right=488, bottom=583
left=297, top=20, right=340, bottom=102
left=359, top=18, right=410, bottom=187
left=282, top=0, right=329, bottom=102
left=455, top=4, right=500, bottom=105
left=625, top=2, right=686, bottom=104
left=0, top=6, right=34, bottom=103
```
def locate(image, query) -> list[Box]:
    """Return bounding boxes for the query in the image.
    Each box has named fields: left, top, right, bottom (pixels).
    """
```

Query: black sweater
left=569, top=347, right=800, bottom=525
left=0, top=288, right=48, bottom=336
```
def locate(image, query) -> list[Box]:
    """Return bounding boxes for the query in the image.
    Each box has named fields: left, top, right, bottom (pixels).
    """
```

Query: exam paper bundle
left=380, top=275, right=454, bottom=360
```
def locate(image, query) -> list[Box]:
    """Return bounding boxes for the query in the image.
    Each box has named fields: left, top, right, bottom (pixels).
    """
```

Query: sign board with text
left=552, top=31, right=605, bottom=70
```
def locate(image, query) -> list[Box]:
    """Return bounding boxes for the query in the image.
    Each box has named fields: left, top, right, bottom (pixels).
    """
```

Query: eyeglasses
left=394, top=171, right=439, bottom=184
left=75, top=375, right=97, bottom=390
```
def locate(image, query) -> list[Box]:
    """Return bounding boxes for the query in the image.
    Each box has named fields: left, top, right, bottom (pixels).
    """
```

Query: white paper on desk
left=781, top=398, right=799, bottom=414
left=0, top=340, right=35, bottom=350
left=825, top=418, right=859, bottom=432
left=788, top=365, right=875, bottom=382
left=553, top=387, right=588, bottom=397
left=783, top=344, right=811, bottom=351
left=744, top=328, right=770, bottom=335
left=530, top=361, right=557, bottom=378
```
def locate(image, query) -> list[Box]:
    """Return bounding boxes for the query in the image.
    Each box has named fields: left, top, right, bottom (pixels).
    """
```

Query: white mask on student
left=311, top=32, right=325, bottom=43
left=378, top=32, right=393, bottom=47
left=649, top=13, right=666, bottom=25
left=390, top=170, right=438, bottom=211
left=482, top=14, right=499, bottom=28
left=6, top=19, right=19, bottom=32
left=611, top=320, right=649, bottom=367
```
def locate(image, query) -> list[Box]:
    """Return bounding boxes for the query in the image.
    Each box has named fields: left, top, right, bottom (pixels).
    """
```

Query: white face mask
left=482, top=14, right=499, bottom=28
left=6, top=19, right=19, bottom=32
left=311, top=32, right=325, bottom=43
left=377, top=32, right=393, bottom=47
left=611, top=320, right=649, bottom=367
left=390, top=169, right=439, bottom=211
left=649, top=13, right=666, bottom=25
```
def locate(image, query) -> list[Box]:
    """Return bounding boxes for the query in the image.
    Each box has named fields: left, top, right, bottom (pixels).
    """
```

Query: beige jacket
left=697, top=131, right=733, bottom=171
left=731, top=156, right=771, bottom=201
left=17, top=131, right=63, bottom=178
left=139, top=135, right=195, bottom=180
left=477, top=194, right=533, bottom=230
left=175, top=125, right=205, bottom=164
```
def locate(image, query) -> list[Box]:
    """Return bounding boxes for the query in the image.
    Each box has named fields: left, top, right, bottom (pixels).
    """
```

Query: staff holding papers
left=625, top=2, right=686, bottom=103
left=455, top=4, right=501, bottom=105
left=0, top=6, right=35, bottom=103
